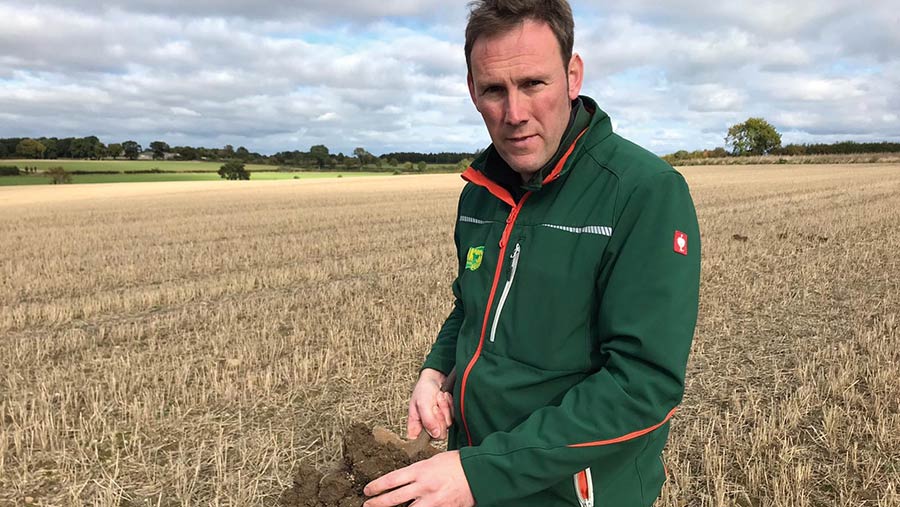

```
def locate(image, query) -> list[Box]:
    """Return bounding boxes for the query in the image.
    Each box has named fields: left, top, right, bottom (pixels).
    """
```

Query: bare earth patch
left=277, top=423, right=441, bottom=507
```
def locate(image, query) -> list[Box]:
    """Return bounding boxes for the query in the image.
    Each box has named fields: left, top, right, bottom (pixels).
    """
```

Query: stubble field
left=1, top=165, right=898, bottom=506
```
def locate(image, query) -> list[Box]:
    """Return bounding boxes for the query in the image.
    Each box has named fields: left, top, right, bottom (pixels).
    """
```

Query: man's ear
left=567, top=53, right=584, bottom=101
left=467, top=73, right=480, bottom=110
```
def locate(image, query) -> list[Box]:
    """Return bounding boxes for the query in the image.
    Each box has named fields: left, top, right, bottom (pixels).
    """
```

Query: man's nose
left=504, top=92, right=528, bottom=125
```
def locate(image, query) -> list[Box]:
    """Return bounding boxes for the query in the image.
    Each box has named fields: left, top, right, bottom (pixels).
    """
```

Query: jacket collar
left=464, top=96, right=613, bottom=201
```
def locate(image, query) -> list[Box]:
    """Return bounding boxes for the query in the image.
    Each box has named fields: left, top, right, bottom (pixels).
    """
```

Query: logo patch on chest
left=466, top=246, right=485, bottom=271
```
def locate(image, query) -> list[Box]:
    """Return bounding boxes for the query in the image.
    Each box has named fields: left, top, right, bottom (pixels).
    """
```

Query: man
left=364, top=1, right=700, bottom=505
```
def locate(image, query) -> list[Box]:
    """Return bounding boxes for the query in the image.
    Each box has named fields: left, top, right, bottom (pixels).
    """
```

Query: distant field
left=1, top=159, right=273, bottom=173
left=0, top=159, right=446, bottom=186
left=0, top=171, right=387, bottom=186
left=668, top=152, right=900, bottom=166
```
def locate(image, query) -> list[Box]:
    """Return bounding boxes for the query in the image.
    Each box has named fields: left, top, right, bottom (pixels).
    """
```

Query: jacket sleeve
left=420, top=186, right=469, bottom=375
left=458, top=171, right=701, bottom=504
left=421, top=280, right=462, bottom=375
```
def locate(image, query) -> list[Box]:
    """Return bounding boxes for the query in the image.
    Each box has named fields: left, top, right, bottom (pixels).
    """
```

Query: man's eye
left=483, top=86, right=503, bottom=95
left=525, top=80, right=543, bottom=88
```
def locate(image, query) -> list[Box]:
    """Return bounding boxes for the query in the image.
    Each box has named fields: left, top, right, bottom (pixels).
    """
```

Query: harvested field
left=1, top=165, right=899, bottom=506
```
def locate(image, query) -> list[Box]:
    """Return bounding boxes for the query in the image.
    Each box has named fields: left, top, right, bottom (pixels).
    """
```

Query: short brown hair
left=465, top=0, right=575, bottom=73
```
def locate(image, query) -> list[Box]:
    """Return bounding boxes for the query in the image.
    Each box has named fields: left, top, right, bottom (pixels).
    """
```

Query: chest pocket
left=487, top=223, right=611, bottom=372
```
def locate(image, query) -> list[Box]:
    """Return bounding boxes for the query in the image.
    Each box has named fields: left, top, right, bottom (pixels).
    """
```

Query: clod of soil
left=279, top=423, right=440, bottom=507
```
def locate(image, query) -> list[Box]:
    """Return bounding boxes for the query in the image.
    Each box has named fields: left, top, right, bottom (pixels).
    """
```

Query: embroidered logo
left=466, top=246, right=485, bottom=271
left=674, top=231, right=688, bottom=256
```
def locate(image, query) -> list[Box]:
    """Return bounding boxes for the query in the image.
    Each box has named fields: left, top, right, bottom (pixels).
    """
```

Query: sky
left=1, top=1, right=898, bottom=156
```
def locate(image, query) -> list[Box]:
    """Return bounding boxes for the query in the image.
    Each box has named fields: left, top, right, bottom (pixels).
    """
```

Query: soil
left=279, top=423, right=440, bottom=507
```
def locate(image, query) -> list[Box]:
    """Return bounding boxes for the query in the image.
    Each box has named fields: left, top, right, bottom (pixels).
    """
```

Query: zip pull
left=574, top=468, right=594, bottom=507
left=499, top=200, right=527, bottom=248
left=490, top=242, right=521, bottom=343
left=507, top=242, right=521, bottom=280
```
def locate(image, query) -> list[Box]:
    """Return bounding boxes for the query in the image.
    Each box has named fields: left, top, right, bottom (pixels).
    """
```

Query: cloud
left=0, top=0, right=459, bottom=22
left=0, top=0, right=896, bottom=156
left=686, top=85, right=746, bottom=113
left=575, top=1, right=899, bottom=152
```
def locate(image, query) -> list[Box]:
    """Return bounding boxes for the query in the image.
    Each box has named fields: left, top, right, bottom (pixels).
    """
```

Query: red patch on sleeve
left=674, top=231, right=688, bottom=256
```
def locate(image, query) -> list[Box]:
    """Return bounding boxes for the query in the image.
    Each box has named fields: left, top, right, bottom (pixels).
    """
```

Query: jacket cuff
left=459, top=445, right=513, bottom=506
left=420, top=353, right=454, bottom=376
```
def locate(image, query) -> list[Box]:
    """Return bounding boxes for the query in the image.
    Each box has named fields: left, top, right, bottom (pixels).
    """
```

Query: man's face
left=468, top=19, right=583, bottom=180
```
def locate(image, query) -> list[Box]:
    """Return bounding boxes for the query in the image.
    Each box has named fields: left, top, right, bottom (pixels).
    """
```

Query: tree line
left=0, top=137, right=268, bottom=163
left=6, top=125, right=895, bottom=170
left=0, top=136, right=479, bottom=172
left=664, top=117, right=900, bottom=163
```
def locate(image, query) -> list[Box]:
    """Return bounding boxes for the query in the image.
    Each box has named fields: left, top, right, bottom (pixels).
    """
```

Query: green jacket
left=422, top=96, right=701, bottom=506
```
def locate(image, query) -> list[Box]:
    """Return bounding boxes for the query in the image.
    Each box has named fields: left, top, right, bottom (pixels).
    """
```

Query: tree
left=41, top=138, right=59, bottom=158
left=16, top=139, right=46, bottom=159
left=353, top=147, right=375, bottom=168
left=150, top=141, right=170, bottom=160
left=46, top=166, right=72, bottom=184
left=69, top=136, right=104, bottom=159
left=310, top=145, right=330, bottom=169
left=726, top=118, right=782, bottom=156
left=122, top=140, right=141, bottom=160
left=218, top=161, right=250, bottom=180
left=221, top=144, right=235, bottom=159
left=174, top=146, right=198, bottom=160
left=55, top=137, right=73, bottom=158
left=107, top=143, right=123, bottom=159
left=344, top=157, right=360, bottom=170
left=68, top=138, right=88, bottom=158
left=417, top=161, right=427, bottom=172
left=235, top=146, right=250, bottom=160
left=779, top=144, right=807, bottom=156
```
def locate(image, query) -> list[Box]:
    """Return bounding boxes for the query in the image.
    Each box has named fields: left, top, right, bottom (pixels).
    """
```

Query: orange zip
left=567, top=407, right=678, bottom=448
left=574, top=468, right=594, bottom=507
left=456, top=128, right=586, bottom=445
left=456, top=185, right=532, bottom=445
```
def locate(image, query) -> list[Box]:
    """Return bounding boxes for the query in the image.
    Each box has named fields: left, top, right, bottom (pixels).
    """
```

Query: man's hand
left=408, top=368, right=453, bottom=440
left=363, top=450, right=474, bottom=507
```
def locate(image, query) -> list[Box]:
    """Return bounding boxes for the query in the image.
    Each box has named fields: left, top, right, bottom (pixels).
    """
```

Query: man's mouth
left=508, top=134, right=537, bottom=146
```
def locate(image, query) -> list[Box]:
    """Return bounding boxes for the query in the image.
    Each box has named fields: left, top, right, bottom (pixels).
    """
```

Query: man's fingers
left=407, top=370, right=452, bottom=440
left=437, top=393, right=453, bottom=428
left=407, top=421, right=422, bottom=440
left=429, top=404, right=446, bottom=439
left=365, top=451, right=473, bottom=507
left=363, top=483, right=417, bottom=507
left=363, top=465, right=420, bottom=507
left=407, top=405, right=423, bottom=440
left=416, top=398, right=443, bottom=438
left=364, top=465, right=410, bottom=497
left=424, top=392, right=453, bottom=440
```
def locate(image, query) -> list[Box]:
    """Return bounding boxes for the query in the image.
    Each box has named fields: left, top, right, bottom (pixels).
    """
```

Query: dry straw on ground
left=1, top=165, right=898, bottom=506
